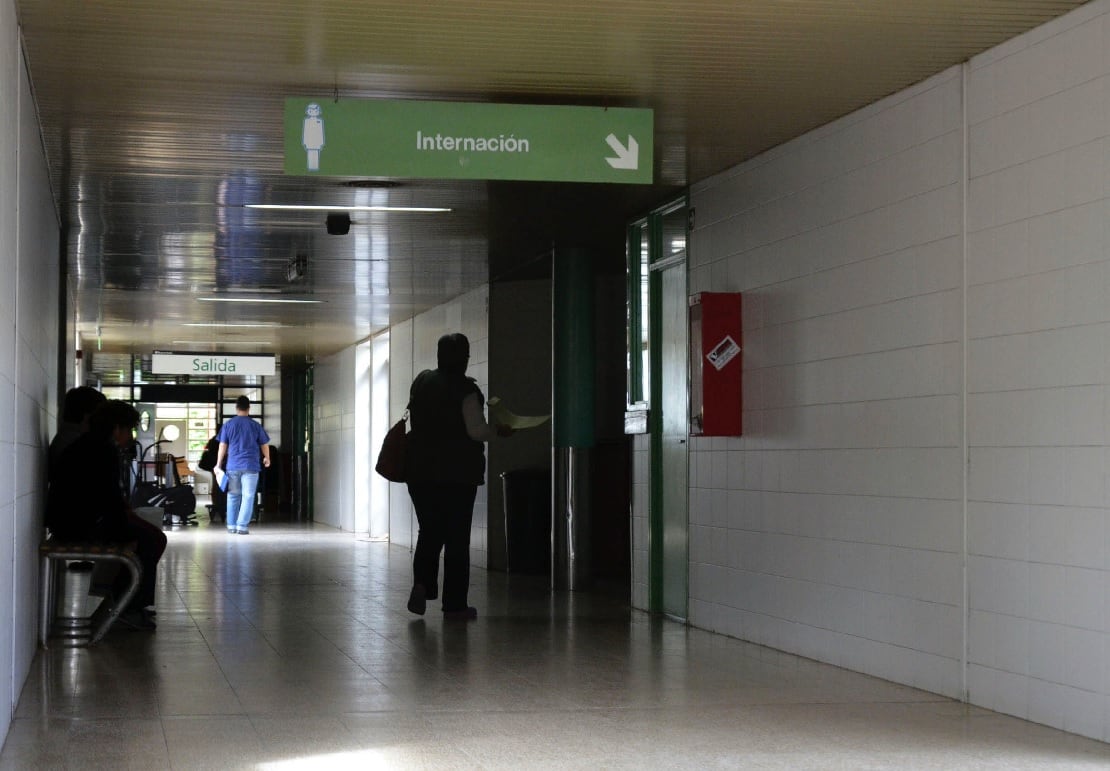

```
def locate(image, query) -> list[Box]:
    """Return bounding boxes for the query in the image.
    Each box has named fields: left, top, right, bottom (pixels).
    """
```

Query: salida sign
left=194, top=358, right=241, bottom=373
left=152, top=353, right=276, bottom=377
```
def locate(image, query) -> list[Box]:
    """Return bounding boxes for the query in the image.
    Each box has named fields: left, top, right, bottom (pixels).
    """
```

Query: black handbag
left=197, top=437, right=219, bottom=472
left=375, top=412, right=408, bottom=482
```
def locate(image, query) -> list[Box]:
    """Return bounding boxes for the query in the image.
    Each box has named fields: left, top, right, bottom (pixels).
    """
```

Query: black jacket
left=45, top=432, right=131, bottom=542
left=405, top=368, right=485, bottom=485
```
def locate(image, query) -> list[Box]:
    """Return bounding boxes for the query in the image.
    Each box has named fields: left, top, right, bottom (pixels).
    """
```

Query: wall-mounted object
left=326, top=212, right=350, bottom=235
left=689, top=292, right=742, bottom=436
left=286, top=253, right=308, bottom=282
left=624, top=403, right=650, bottom=435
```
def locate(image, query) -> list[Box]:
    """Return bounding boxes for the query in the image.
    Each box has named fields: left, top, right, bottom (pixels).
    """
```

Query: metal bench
left=38, top=540, right=142, bottom=648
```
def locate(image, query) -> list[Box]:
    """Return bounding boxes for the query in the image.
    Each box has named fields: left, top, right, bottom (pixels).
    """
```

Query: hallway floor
left=3, top=521, right=1109, bottom=770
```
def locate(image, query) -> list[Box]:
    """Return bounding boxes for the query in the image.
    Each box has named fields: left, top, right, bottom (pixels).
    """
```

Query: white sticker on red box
left=706, top=335, right=740, bottom=371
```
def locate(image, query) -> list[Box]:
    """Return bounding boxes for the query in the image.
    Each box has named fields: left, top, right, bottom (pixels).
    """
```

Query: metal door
left=657, top=260, right=689, bottom=619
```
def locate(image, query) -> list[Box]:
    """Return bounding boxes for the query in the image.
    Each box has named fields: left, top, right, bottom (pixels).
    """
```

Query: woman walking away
left=405, top=333, right=511, bottom=620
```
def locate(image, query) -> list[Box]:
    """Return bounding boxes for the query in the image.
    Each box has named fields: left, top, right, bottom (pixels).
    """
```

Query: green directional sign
left=284, top=98, right=653, bottom=184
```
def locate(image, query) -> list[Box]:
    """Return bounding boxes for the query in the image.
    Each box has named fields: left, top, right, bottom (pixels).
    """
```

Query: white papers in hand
left=488, top=397, right=550, bottom=430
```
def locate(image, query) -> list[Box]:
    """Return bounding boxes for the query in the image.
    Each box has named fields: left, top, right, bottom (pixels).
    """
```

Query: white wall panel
left=661, top=0, right=1110, bottom=744
left=0, top=0, right=18, bottom=743
left=684, top=65, right=967, bottom=699
left=1, top=11, right=61, bottom=751
left=263, top=361, right=282, bottom=451
left=966, top=0, right=1110, bottom=740
left=387, top=319, right=414, bottom=547
left=385, top=286, right=490, bottom=566
left=368, top=333, right=391, bottom=539
left=313, top=346, right=356, bottom=530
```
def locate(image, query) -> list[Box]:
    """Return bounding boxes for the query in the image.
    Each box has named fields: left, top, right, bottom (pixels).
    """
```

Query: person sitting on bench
left=46, top=400, right=165, bottom=631
left=48, top=386, right=107, bottom=477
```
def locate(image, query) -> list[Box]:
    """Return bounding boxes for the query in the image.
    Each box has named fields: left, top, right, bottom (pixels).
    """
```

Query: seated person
left=46, top=400, right=165, bottom=630
left=48, top=386, right=106, bottom=481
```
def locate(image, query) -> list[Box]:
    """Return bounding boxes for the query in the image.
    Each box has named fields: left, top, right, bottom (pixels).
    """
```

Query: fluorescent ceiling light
left=197, top=297, right=322, bottom=304
left=173, top=340, right=273, bottom=346
left=246, top=204, right=451, bottom=213
left=183, top=322, right=286, bottom=328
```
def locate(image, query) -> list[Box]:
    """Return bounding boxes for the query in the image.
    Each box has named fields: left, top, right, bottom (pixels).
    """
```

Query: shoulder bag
left=375, top=411, right=408, bottom=483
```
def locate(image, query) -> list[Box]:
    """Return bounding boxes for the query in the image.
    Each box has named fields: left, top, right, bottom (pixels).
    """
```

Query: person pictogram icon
left=302, top=103, right=325, bottom=171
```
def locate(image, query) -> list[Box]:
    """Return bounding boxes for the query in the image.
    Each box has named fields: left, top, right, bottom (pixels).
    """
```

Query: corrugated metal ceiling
left=14, top=0, right=1088, bottom=365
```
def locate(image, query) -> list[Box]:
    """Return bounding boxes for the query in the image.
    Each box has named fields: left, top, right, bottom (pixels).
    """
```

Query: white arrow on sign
left=605, top=134, right=639, bottom=170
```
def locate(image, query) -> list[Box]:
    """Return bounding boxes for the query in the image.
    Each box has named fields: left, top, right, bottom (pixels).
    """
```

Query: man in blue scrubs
left=215, top=396, right=271, bottom=534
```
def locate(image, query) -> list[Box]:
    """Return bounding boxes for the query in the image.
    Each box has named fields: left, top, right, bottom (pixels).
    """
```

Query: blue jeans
left=226, top=470, right=259, bottom=531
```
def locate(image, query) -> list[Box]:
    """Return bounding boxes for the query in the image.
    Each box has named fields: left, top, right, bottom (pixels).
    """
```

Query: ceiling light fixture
left=245, top=204, right=450, bottom=213
left=183, top=322, right=286, bottom=328
left=173, top=340, right=273, bottom=346
left=197, top=297, right=323, bottom=304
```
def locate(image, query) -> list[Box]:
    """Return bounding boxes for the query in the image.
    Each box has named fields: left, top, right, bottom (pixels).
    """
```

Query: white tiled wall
left=313, top=346, right=356, bottom=531
left=667, top=0, right=1110, bottom=743
left=687, top=67, right=966, bottom=697
left=14, top=49, right=60, bottom=706
left=965, top=1, right=1110, bottom=742
left=387, top=318, right=415, bottom=547
left=0, top=3, right=17, bottom=745
left=308, top=287, right=494, bottom=559
left=0, top=12, right=61, bottom=750
left=263, top=359, right=282, bottom=451
left=386, top=286, right=491, bottom=566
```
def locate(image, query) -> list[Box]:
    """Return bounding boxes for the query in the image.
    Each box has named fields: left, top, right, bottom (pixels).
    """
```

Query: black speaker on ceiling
left=326, top=213, right=351, bottom=235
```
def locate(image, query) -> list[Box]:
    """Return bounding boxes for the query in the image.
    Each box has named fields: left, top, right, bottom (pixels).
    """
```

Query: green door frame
left=629, top=195, right=689, bottom=615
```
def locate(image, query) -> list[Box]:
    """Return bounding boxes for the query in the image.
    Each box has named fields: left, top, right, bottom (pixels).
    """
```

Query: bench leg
left=39, top=552, right=144, bottom=647
left=51, top=561, right=96, bottom=646
left=88, top=555, right=142, bottom=645
left=39, top=556, right=55, bottom=649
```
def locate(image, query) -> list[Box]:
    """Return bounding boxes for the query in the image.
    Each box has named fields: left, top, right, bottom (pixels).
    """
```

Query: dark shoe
left=118, top=609, right=156, bottom=630
left=407, top=584, right=427, bottom=615
left=443, top=606, right=478, bottom=620
left=236, top=529, right=249, bottom=535
left=426, top=587, right=439, bottom=600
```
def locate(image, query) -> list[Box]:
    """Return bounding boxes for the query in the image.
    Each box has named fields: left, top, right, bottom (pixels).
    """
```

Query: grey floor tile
left=3, top=522, right=1109, bottom=770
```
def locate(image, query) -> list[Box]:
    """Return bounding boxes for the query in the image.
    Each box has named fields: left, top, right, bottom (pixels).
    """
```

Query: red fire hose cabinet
left=689, top=292, right=742, bottom=436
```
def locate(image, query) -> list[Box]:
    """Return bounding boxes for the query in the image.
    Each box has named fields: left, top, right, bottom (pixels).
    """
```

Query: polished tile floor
left=3, top=519, right=1110, bottom=770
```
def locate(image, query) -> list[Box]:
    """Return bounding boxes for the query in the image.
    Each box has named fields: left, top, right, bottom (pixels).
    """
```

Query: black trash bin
left=501, top=469, right=551, bottom=575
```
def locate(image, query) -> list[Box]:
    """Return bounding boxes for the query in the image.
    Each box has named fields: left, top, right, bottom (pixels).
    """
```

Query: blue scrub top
left=218, top=416, right=270, bottom=472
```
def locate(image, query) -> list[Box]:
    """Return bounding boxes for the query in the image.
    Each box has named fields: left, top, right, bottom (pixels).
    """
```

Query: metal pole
left=552, top=247, right=595, bottom=590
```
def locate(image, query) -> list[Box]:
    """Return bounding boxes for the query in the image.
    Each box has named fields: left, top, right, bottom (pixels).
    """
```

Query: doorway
left=631, top=197, right=690, bottom=620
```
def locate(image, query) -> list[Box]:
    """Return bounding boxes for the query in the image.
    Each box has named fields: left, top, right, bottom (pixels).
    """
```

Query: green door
left=638, top=199, right=688, bottom=620
left=630, top=197, right=689, bottom=619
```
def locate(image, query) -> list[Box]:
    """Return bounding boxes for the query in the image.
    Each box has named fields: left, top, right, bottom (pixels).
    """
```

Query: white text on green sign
left=284, top=99, right=653, bottom=184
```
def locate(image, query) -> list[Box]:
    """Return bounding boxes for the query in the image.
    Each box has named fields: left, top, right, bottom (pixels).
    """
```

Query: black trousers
left=406, top=481, right=477, bottom=612
left=114, top=513, right=167, bottom=609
